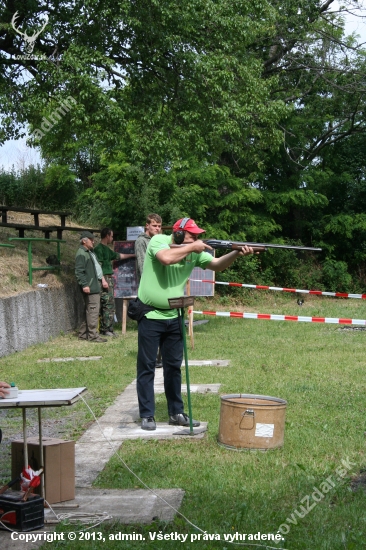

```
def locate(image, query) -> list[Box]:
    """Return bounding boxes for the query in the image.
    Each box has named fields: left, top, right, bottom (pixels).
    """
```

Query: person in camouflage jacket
left=94, top=228, right=135, bottom=337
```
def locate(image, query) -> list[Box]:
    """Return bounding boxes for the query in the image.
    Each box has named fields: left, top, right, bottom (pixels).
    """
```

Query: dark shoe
left=169, top=413, right=200, bottom=427
left=78, top=337, right=88, bottom=341
left=101, top=331, right=119, bottom=338
left=90, top=337, right=107, bottom=343
left=141, top=417, right=156, bottom=430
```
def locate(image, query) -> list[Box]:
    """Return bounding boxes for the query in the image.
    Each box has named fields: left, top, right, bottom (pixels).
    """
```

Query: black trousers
left=137, top=316, right=184, bottom=418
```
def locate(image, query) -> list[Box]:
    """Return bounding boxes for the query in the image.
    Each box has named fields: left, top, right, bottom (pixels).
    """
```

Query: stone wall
left=0, top=285, right=84, bottom=357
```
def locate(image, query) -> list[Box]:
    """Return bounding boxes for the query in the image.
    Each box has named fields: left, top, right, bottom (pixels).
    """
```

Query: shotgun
left=203, top=240, right=322, bottom=253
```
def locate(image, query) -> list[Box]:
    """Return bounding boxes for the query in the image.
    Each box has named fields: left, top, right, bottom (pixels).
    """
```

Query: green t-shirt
left=94, top=243, right=119, bottom=275
left=138, top=234, right=213, bottom=319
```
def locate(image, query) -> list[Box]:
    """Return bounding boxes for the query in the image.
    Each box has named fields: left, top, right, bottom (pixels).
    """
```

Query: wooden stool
left=122, top=296, right=137, bottom=334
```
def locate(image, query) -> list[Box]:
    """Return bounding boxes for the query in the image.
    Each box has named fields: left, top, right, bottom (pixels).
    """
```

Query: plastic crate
left=0, top=491, right=44, bottom=531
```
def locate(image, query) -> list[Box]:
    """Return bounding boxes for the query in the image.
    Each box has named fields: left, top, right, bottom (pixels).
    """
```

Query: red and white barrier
left=190, top=279, right=366, bottom=300
left=191, top=310, right=366, bottom=326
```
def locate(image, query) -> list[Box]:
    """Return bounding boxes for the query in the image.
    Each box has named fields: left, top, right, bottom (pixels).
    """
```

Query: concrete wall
left=0, top=285, right=84, bottom=357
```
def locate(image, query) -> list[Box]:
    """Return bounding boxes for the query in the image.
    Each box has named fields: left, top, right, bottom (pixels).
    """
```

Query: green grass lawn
left=1, top=293, right=366, bottom=549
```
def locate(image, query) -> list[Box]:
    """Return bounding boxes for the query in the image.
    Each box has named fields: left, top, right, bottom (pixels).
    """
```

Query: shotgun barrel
left=203, top=240, right=322, bottom=252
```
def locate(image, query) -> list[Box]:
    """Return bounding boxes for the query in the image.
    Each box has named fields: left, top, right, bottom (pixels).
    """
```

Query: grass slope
left=0, top=213, right=86, bottom=297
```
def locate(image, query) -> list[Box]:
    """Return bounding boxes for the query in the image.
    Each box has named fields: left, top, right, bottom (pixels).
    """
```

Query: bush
left=0, top=165, right=45, bottom=207
left=321, top=259, right=353, bottom=292
left=0, top=164, right=78, bottom=210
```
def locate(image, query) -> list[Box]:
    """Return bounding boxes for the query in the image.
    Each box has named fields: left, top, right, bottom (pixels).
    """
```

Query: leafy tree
left=0, top=0, right=288, bottom=168
left=2, top=0, right=366, bottom=291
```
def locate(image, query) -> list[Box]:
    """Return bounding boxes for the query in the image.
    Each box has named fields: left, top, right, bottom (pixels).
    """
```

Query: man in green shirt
left=137, top=217, right=256, bottom=430
left=94, top=228, right=135, bottom=337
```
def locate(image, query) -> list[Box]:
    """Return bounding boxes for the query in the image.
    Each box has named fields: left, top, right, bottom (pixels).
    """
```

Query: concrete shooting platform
left=75, top=368, right=218, bottom=486
left=184, top=360, right=230, bottom=367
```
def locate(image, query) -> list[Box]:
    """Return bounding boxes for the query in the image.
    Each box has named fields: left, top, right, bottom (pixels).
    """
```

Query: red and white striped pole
left=190, top=279, right=366, bottom=300
left=191, top=310, right=366, bottom=326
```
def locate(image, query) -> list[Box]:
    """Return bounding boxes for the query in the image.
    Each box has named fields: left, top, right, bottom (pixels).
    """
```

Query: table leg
left=38, top=407, right=45, bottom=500
left=22, top=408, right=28, bottom=469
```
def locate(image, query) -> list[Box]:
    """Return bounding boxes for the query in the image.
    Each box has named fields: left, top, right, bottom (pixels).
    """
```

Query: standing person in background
left=135, top=214, right=162, bottom=282
left=75, top=231, right=109, bottom=343
left=135, top=213, right=163, bottom=366
left=94, top=228, right=136, bottom=337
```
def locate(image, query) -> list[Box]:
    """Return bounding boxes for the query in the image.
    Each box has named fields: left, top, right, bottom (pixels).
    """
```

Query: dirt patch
left=338, top=326, right=366, bottom=331
left=351, top=470, right=366, bottom=491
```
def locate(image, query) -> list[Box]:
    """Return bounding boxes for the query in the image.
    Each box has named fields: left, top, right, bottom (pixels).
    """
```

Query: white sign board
left=127, top=226, right=144, bottom=241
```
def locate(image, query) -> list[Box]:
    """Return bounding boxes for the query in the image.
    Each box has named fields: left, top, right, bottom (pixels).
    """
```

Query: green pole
left=28, top=240, right=33, bottom=285
left=9, top=237, right=66, bottom=285
left=181, top=307, right=194, bottom=434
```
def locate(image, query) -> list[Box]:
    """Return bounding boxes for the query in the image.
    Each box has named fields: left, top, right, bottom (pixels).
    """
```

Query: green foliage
left=321, top=260, right=353, bottom=293
left=216, top=254, right=263, bottom=292
left=0, top=164, right=77, bottom=209
left=0, top=165, right=45, bottom=207
left=43, top=164, right=79, bottom=208
left=2, top=1, right=366, bottom=291
left=0, top=0, right=287, bottom=167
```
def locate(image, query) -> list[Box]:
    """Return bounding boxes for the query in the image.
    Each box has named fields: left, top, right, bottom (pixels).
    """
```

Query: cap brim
left=187, top=227, right=205, bottom=234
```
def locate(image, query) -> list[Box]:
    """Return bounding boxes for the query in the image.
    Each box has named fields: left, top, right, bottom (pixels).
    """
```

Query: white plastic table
left=0, top=388, right=87, bottom=498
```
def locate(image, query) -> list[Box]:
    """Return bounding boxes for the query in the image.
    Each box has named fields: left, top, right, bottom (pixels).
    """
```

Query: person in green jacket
left=94, top=228, right=135, bottom=337
left=75, top=231, right=109, bottom=342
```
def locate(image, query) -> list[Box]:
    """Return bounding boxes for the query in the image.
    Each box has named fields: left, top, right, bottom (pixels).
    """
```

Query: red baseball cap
left=173, top=218, right=206, bottom=235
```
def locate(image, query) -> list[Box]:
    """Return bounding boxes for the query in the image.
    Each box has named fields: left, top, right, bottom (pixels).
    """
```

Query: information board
left=188, top=248, right=215, bottom=296
left=127, top=226, right=144, bottom=240
left=113, top=241, right=138, bottom=298
left=188, top=266, right=215, bottom=297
